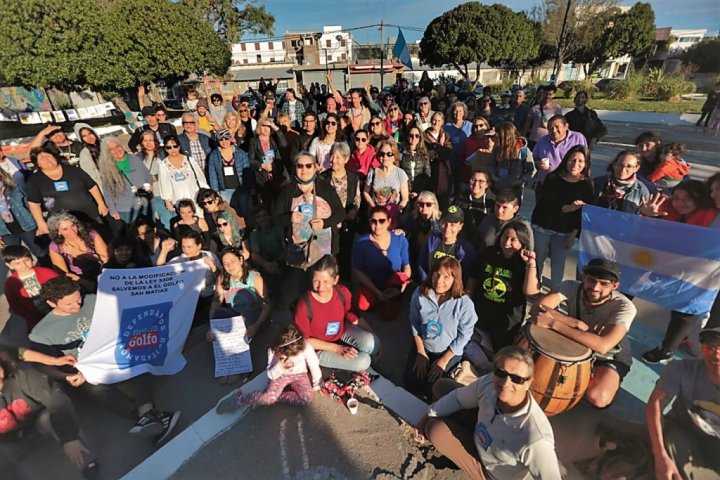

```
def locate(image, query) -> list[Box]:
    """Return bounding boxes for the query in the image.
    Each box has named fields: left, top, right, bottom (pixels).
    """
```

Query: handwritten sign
left=210, top=316, right=253, bottom=377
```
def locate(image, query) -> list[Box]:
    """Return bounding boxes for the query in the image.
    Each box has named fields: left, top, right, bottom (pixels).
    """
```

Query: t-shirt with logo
left=471, top=247, right=527, bottom=350
left=29, top=295, right=97, bottom=357
left=25, top=167, right=98, bottom=221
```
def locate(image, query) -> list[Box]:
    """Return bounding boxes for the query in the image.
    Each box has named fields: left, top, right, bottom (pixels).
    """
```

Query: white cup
left=143, top=183, right=151, bottom=191
left=346, top=397, right=359, bottom=415
left=540, top=158, right=550, bottom=169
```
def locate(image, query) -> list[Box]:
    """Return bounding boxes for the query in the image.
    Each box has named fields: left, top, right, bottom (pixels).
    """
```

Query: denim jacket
left=0, top=185, right=37, bottom=235
left=207, top=147, right=253, bottom=191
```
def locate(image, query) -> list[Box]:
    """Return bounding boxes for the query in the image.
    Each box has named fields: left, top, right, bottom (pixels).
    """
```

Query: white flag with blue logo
left=77, top=262, right=207, bottom=384
left=580, top=205, right=720, bottom=315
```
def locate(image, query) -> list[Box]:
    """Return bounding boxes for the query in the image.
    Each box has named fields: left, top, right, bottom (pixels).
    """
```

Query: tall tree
left=181, top=0, right=274, bottom=43
left=420, top=3, right=539, bottom=85
left=571, top=2, right=655, bottom=76
left=85, top=0, right=231, bottom=93
left=681, top=38, right=720, bottom=73
left=0, top=0, right=102, bottom=89
left=530, top=0, right=620, bottom=81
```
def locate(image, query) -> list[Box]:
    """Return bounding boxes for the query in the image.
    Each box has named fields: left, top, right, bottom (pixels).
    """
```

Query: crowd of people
left=0, top=74, right=718, bottom=480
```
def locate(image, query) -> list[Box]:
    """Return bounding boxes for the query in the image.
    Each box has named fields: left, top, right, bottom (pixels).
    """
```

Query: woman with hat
left=208, top=129, right=253, bottom=221
left=417, top=205, right=476, bottom=284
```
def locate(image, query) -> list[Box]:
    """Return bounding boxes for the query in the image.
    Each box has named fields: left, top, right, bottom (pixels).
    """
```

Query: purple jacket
left=532, top=130, right=587, bottom=183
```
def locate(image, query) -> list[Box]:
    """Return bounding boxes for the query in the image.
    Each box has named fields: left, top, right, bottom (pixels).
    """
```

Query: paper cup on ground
left=346, top=397, right=359, bottom=415
left=143, top=183, right=151, bottom=191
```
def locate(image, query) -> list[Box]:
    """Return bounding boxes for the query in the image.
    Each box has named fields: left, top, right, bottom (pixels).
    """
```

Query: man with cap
left=128, top=105, right=176, bottom=152
left=29, top=124, right=82, bottom=165
left=260, top=90, right=279, bottom=120
left=529, top=258, right=637, bottom=408
left=491, top=91, right=515, bottom=125
left=646, top=325, right=720, bottom=479
left=418, top=205, right=477, bottom=284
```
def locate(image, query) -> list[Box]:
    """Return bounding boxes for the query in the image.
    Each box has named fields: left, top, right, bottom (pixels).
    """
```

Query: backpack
left=291, top=285, right=347, bottom=321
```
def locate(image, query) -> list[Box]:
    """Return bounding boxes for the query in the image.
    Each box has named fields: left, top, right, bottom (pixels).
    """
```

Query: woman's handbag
left=286, top=183, right=332, bottom=270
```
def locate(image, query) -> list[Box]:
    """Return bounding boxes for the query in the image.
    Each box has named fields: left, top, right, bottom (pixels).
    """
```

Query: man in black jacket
left=128, top=106, right=176, bottom=152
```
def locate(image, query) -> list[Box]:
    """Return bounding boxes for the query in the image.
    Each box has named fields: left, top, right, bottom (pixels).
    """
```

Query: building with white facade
left=231, top=40, right=287, bottom=66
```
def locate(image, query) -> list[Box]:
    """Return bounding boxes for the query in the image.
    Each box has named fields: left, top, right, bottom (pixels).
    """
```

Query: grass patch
left=555, top=93, right=703, bottom=113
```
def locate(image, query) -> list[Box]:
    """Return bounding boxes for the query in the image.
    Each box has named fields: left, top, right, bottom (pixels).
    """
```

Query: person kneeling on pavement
left=415, top=345, right=562, bottom=480
left=27, top=276, right=180, bottom=447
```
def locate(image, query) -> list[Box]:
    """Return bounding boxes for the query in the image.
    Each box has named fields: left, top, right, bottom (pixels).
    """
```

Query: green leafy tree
left=0, top=0, right=101, bottom=89
left=420, top=3, right=539, bottom=85
left=181, top=0, right=274, bottom=43
left=85, top=0, right=231, bottom=93
left=681, top=38, right=720, bottom=73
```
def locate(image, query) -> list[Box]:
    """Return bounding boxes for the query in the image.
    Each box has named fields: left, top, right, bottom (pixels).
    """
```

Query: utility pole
left=379, top=19, right=385, bottom=89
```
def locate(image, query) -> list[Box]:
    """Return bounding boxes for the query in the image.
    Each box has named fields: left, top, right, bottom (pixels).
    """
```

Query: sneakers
left=129, top=409, right=181, bottom=446
left=642, top=347, right=674, bottom=365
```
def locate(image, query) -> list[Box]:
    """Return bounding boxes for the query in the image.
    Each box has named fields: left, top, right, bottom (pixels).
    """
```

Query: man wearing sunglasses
left=529, top=258, right=636, bottom=409
left=417, top=345, right=561, bottom=480
left=178, top=113, right=214, bottom=173
left=128, top=106, right=176, bottom=153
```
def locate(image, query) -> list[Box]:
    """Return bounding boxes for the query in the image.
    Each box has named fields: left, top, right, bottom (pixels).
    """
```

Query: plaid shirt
left=188, top=138, right=206, bottom=172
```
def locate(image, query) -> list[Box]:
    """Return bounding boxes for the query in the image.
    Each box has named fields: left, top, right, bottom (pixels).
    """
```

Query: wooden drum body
left=518, top=324, right=593, bottom=416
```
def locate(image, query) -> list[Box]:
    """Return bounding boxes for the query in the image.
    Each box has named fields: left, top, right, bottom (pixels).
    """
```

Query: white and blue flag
left=392, top=28, right=413, bottom=70
left=580, top=205, right=720, bottom=315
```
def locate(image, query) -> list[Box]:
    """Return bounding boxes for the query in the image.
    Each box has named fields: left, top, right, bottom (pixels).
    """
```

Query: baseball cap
left=264, top=91, right=276, bottom=100
left=582, top=259, right=620, bottom=281
left=197, top=99, right=208, bottom=108
left=441, top=205, right=464, bottom=223
left=141, top=106, right=157, bottom=117
left=700, top=326, right=720, bottom=344
left=370, top=86, right=379, bottom=94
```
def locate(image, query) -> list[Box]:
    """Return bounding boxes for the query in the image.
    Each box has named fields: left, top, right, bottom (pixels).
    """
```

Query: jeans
left=404, top=342, right=462, bottom=398
left=2, top=229, right=46, bottom=259
left=532, top=224, right=572, bottom=292
left=316, top=323, right=380, bottom=372
left=151, top=195, right=174, bottom=230
left=662, top=310, right=706, bottom=351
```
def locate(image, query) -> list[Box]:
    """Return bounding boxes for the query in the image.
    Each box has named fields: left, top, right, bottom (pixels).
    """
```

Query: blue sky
left=255, top=0, right=719, bottom=43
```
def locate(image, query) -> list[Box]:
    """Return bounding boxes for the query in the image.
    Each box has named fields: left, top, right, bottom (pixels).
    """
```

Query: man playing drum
left=528, top=258, right=636, bottom=408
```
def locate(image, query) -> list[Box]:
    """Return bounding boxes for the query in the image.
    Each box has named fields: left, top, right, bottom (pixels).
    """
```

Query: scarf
left=294, top=173, right=317, bottom=186
left=605, top=174, right=636, bottom=202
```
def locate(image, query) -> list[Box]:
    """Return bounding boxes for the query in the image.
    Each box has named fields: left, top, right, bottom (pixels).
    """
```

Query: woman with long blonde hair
left=222, top=111, right=248, bottom=151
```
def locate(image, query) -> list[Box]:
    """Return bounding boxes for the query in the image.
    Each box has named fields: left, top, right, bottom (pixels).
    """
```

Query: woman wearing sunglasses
left=347, top=128, right=378, bottom=182
left=211, top=210, right=245, bottom=252
left=249, top=116, right=288, bottom=210
left=308, top=113, right=346, bottom=172
left=382, top=103, right=403, bottom=141
left=405, top=256, right=476, bottom=398
left=416, top=346, right=561, bottom=480
left=367, top=115, right=389, bottom=150
left=208, top=129, right=253, bottom=222
left=157, top=134, right=209, bottom=217
left=352, top=206, right=411, bottom=320
left=400, top=126, right=432, bottom=199
left=363, top=140, right=409, bottom=227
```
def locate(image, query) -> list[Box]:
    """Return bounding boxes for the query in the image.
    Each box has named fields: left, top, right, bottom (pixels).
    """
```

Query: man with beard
left=528, top=259, right=636, bottom=408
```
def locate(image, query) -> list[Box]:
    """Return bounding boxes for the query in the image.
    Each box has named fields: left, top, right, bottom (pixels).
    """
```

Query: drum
left=519, top=324, right=593, bottom=416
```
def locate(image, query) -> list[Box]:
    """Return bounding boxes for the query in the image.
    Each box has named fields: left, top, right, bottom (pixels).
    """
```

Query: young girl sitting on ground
left=216, top=325, right=322, bottom=413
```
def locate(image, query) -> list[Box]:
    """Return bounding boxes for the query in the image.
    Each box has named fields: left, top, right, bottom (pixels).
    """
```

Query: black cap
left=141, top=106, right=157, bottom=116
left=700, top=327, right=720, bottom=344
left=264, top=90, right=276, bottom=100
left=582, top=259, right=620, bottom=281
left=370, top=86, right=379, bottom=93
left=441, top=205, right=464, bottom=223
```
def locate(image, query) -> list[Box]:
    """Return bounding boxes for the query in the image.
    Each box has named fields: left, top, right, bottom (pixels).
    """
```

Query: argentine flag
left=579, top=205, right=720, bottom=315
left=392, top=28, right=413, bottom=70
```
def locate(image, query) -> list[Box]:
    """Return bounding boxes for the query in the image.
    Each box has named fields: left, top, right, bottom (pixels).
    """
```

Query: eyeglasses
left=418, top=202, right=434, bottom=208
left=324, top=121, right=337, bottom=126
left=296, top=163, right=315, bottom=170
left=408, top=134, right=420, bottom=139
left=470, top=178, right=488, bottom=184
left=238, top=109, right=249, bottom=113
left=165, top=144, right=180, bottom=150
left=217, top=222, right=229, bottom=227
left=370, top=218, right=388, bottom=225
left=493, top=367, right=530, bottom=385
left=182, top=121, right=196, bottom=125
left=378, top=151, right=394, bottom=157
left=701, top=343, right=720, bottom=353
left=202, top=199, right=216, bottom=205
left=354, top=137, right=368, bottom=142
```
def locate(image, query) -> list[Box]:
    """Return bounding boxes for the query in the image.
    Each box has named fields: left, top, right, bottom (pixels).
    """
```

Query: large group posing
left=0, top=74, right=718, bottom=480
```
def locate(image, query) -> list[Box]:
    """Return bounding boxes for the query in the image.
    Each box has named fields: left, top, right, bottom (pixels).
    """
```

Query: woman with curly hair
left=47, top=212, right=108, bottom=292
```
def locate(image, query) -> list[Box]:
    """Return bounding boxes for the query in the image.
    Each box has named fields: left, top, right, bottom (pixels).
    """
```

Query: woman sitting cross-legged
left=405, top=256, right=477, bottom=399
left=294, top=255, right=380, bottom=372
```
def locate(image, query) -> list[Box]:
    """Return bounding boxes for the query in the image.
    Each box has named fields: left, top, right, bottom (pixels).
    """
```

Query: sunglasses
left=369, top=122, right=381, bottom=126
left=219, top=137, right=231, bottom=142
left=217, top=222, right=229, bottom=227
left=408, top=134, right=420, bottom=139
left=389, top=108, right=399, bottom=112
left=165, top=144, right=180, bottom=150
left=325, top=121, right=337, bottom=126
left=370, top=218, right=388, bottom=225
left=238, top=109, right=248, bottom=113
left=473, top=124, right=487, bottom=129
left=182, top=121, right=196, bottom=125
left=493, top=367, right=530, bottom=385
left=419, top=102, right=429, bottom=105
left=354, top=137, right=368, bottom=142
left=296, top=163, right=315, bottom=170
left=378, top=151, right=394, bottom=157
left=202, top=199, right=216, bottom=205
left=418, top=202, right=434, bottom=208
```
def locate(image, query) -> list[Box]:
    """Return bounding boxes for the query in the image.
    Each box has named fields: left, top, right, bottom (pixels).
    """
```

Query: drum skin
left=517, top=325, right=593, bottom=416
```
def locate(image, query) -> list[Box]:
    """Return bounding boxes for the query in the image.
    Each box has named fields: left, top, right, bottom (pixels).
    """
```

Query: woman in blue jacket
left=207, top=129, right=253, bottom=222
left=0, top=168, right=46, bottom=259
left=405, top=256, right=477, bottom=398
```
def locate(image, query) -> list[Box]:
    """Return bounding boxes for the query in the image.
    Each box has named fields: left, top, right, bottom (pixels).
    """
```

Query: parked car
left=594, top=78, right=620, bottom=92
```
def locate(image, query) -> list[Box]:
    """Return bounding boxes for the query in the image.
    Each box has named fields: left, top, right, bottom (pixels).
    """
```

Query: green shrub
left=561, top=79, right=596, bottom=99
left=653, top=75, right=696, bottom=102
left=607, top=72, right=644, bottom=100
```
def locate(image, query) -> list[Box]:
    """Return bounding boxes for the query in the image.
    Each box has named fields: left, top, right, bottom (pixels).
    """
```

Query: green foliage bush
left=561, top=79, right=596, bottom=99
left=606, top=72, right=645, bottom=100
left=606, top=70, right=695, bottom=102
